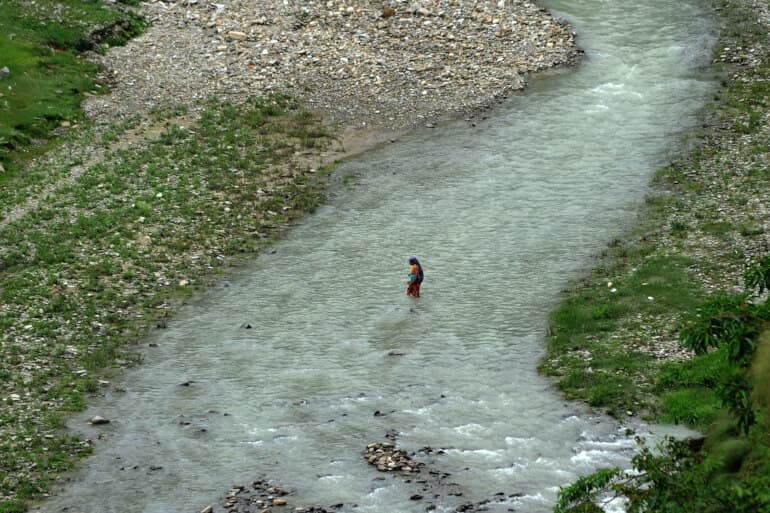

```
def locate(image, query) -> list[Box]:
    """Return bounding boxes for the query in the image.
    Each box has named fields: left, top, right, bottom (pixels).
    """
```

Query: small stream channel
left=36, top=0, right=717, bottom=512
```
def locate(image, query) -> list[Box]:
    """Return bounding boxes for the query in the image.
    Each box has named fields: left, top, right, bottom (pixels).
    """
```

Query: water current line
left=35, top=0, right=717, bottom=512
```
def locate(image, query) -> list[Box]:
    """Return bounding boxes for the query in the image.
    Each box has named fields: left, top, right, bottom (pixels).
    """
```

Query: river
left=35, top=0, right=717, bottom=512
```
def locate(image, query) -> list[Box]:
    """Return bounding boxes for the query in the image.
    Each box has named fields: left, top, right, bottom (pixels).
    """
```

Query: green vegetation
left=555, top=281, right=770, bottom=512
left=555, top=429, right=770, bottom=513
left=548, top=0, right=770, bottom=509
left=540, top=254, right=705, bottom=416
left=655, top=350, right=726, bottom=427
left=0, top=0, right=145, bottom=170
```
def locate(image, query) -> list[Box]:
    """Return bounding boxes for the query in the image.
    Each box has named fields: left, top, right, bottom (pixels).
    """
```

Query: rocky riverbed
left=199, top=435, right=521, bottom=513
left=86, top=0, right=580, bottom=138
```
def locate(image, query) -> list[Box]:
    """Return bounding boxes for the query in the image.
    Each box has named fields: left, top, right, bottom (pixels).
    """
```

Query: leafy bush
left=679, top=293, right=757, bottom=365
left=745, top=255, right=770, bottom=296
left=556, top=435, right=770, bottom=513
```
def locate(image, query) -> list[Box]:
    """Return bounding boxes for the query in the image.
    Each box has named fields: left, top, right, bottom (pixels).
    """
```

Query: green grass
left=0, top=36, right=98, bottom=149
left=658, top=388, right=724, bottom=427
left=739, top=223, right=764, bottom=237
left=0, top=501, right=26, bottom=513
left=550, top=256, right=703, bottom=345
left=701, top=220, right=733, bottom=237
left=541, top=254, right=707, bottom=415
left=0, top=0, right=145, bottom=168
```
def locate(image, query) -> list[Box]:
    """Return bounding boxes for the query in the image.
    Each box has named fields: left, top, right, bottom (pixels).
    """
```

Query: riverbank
left=545, top=0, right=770, bottom=507
left=0, top=1, right=579, bottom=510
left=541, top=0, right=769, bottom=423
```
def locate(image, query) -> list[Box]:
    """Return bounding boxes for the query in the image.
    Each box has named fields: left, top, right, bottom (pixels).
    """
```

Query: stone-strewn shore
left=86, top=0, right=579, bottom=135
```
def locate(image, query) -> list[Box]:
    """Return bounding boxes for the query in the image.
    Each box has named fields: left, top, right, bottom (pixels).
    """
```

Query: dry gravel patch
left=85, top=0, right=579, bottom=133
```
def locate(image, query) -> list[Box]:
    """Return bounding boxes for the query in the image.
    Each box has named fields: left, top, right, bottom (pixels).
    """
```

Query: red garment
left=407, top=279, right=421, bottom=298
left=407, top=262, right=422, bottom=297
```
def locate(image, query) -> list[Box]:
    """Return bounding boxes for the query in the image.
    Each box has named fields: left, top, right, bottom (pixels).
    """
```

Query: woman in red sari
left=406, top=256, right=424, bottom=298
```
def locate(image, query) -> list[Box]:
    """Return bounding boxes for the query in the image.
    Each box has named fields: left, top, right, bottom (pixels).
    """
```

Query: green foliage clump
left=745, top=255, right=770, bottom=296
left=557, top=434, right=770, bottom=513
left=679, top=293, right=758, bottom=365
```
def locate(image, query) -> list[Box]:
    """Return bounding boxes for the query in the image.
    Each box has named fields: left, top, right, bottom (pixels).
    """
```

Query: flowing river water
left=36, top=0, right=718, bottom=512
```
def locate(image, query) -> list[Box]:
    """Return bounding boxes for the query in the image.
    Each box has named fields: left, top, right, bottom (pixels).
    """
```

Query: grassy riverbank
left=544, top=0, right=770, bottom=509
left=1, top=90, right=336, bottom=513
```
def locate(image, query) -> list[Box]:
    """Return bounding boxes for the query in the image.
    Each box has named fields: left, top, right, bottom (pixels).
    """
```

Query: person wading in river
left=406, top=256, right=424, bottom=298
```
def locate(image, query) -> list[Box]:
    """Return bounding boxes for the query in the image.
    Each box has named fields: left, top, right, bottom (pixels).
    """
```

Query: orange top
left=409, top=263, right=420, bottom=280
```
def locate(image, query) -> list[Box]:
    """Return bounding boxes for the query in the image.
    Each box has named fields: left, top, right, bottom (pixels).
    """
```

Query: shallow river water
left=37, top=0, right=717, bottom=512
